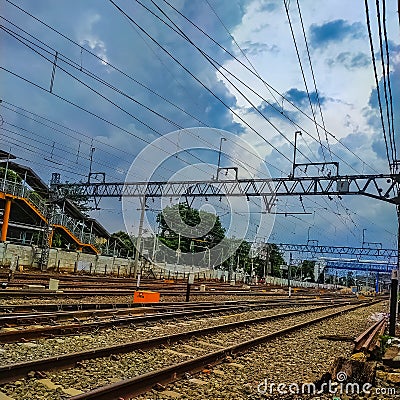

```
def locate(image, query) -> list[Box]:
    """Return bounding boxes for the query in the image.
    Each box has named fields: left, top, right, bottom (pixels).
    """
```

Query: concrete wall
left=0, top=242, right=134, bottom=275
left=0, top=242, right=346, bottom=289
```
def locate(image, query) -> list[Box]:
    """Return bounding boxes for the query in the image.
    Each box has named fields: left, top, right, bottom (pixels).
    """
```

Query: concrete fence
left=264, top=275, right=343, bottom=290
left=150, top=263, right=245, bottom=282
left=0, top=242, right=135, bottom=276
left=0, top=242, right=345, bottom=289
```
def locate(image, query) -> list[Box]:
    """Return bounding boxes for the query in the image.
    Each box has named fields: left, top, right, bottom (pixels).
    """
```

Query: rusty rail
left=354, top=316, right=387, bottom=353
left=70, top=302, right=380, bottom=400
left=0, top=303, right=264, bottom=343
left=0, top=304, right=344, bottom=384
left=0, top=299, right=360, bottom=343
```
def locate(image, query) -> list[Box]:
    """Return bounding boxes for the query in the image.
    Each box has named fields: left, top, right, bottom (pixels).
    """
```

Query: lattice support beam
left=53, top=174, right=400, bottom=205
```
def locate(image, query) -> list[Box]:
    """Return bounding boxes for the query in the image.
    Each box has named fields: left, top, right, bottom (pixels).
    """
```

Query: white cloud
left=76, top=13, right=110, bottom=67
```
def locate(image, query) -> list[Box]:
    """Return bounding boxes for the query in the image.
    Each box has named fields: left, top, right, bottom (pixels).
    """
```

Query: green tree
left=247, top=243, right=285, bottom=277
left=52, top=232, right=69, bottom=248
left=0, top=167, right=22, bottom=182
left=346, top=271, right=355, bottom=287
left=217, top=237, right=251, bottom=271
left=110, top=231, right=135, bottom=256
left=299, top=260, right=316, bottom=282
left=156, top=203, right=226, bottom=264
left=241, top=241, right=285, bottom=276
left=156, top=203, right=227, bottom=265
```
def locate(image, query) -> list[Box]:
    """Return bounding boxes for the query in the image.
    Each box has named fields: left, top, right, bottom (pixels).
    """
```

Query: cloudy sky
left=1, top=0, right=399, bottom=255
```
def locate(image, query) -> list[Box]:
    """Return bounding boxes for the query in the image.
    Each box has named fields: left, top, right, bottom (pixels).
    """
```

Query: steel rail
left=0, top=301, right=273, bottom=327
left=0, top=299, right=350, bottom=343
left=69, top=301, right=380, bottom=400
left=354, top=317, right=387, bottom=352
left=0, top=298, right=358, bottom=326
left=0, top=304, right=259, bottom=343
left=0, top=298, right=302, bottom=313
left=0, top=303, right=347, bottom=383
left=0, top=289, right=359, bottom=298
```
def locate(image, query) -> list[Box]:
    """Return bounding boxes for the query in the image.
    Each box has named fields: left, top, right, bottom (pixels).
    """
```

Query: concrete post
left=133, top=196, right=146, bottom=279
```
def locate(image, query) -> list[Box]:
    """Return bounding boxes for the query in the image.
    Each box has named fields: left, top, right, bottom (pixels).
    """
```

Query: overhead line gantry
left=51, top=167, right=400, bottom=335
left=54, top=173, right=399, bottom=204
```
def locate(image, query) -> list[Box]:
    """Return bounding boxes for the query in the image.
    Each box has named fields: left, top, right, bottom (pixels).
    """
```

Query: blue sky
left=1, top=0, right=399, bottom=256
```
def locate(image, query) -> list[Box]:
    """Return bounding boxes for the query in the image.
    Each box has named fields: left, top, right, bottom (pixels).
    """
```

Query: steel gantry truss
left=52, top=170, right=400, bottom=334
left=275, top=243, right=398, bottom=262
left=323, top=259, right=395, bottom=273
left=53, top=173, right=400, bottom=204
left=257, top=243, right=397, bottom=273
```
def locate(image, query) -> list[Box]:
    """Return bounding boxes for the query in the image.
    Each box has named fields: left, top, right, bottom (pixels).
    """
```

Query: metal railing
left=1, top=178, right=97, bottom=247
left=52, top=213, right=96, bottom=246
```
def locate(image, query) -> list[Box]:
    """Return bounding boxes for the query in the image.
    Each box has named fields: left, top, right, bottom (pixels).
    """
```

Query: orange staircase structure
left=1, top=179, right=100, bottom=254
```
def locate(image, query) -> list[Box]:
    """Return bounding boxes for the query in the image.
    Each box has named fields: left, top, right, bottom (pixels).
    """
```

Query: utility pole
left=88, top=147, right=95, bottom=182
left=288, top=252, right=292, bottom=297
left=228, top=241, right=234, bottom=282
left=133, top=196, right=146, bottom=279
left=250, top=258, right=254, bottom=285
left=176, top=233, right=181, bottom=265
left=389, top=206, right=400, bottom=336
left=264, top=243, right=270, bottom=284
left=292, top=131, right=301, bottom=177
left=216, top=137, right=226, bottom=180
left=152, top=233, right=158, bottom=262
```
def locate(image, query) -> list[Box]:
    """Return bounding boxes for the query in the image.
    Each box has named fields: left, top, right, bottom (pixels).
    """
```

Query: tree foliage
left=109, top=231, right=135, bottom=256
left=249, top=243, right=285, bottom=277
left=157, top=203, right=225, bottom=257
left=0, top=167, right=22, bottom=182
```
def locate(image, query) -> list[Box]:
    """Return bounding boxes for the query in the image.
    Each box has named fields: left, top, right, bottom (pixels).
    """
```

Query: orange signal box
left=133, top=290, right=160, bottom=303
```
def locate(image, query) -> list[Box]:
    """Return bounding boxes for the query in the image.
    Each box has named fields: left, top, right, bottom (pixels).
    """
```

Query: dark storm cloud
left=284, top=88, right=326, bottom=108
left=327, top=52, right=370, bottom=70
left=242, top=41, right=279, bottom=56
left=257, top=1, right=279, bottom=13
left=256, top=100, right=300, bottom=123
left=309, top=19, right=365, bottom=48
left=0, top=0, right=250, bottom=184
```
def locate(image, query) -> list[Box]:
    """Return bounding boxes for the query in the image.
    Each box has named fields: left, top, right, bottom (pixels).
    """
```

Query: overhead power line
left=127, top=0, right=371, bottom=176
left=108, top=0, right=296, bottom=166
left=283, top=0, right=326, bottom=162
left=375, top=0, right=396, bottom=165
left=0, top=16, right=292, bottom=178
left=295, top=0, right=332, bottom=161
left=4, top=0, right=381, bottom=176
left=364, top=0, right=392, bottom=172
left=157, top=0, right=380, bottom=174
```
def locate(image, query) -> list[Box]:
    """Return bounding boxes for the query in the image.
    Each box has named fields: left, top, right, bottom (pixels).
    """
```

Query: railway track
left=0, top=297, right=300, bottom=313
left=0, top=299, right=357, bottom=343
left=0, top=300, right=383, bottom=399
left=0, top=303, right=339, bottom=383
left=0, top=289, right=336, bottom=299
left=0, top=271, right=272, bottom=292
left=0, top=270, right=358, bottom=299
left=0, top=298, right=353, bottom=323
